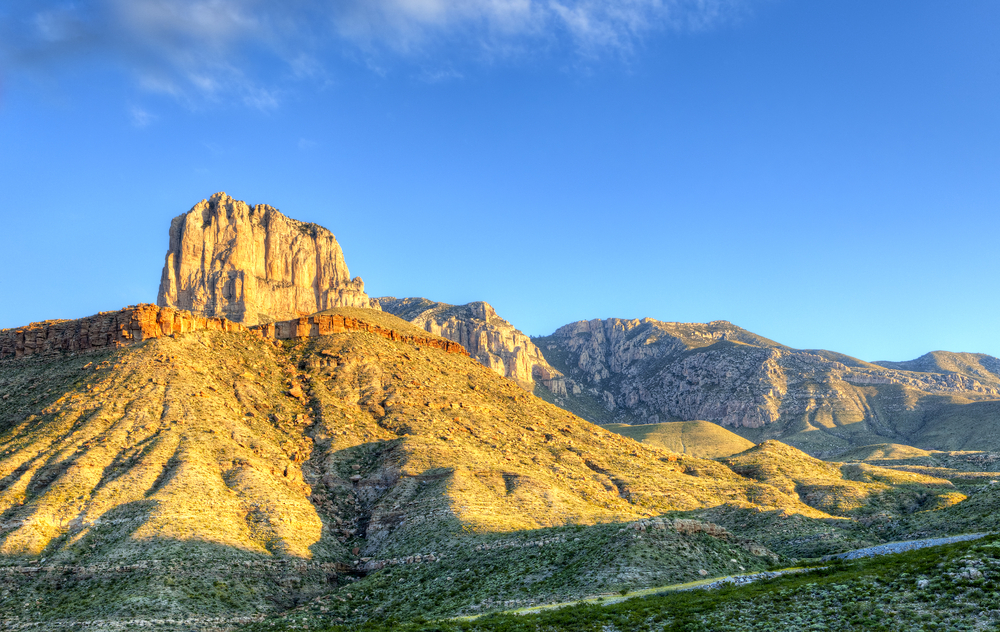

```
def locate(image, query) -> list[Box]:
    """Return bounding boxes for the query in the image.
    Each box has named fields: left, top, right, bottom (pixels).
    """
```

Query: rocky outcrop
left=379, top=297, right=562, bottom=391
left=536, top=319, right=786, bottom=428
left=157, top=192, right=378, bottom=326
left=0, top=304, right=248, bottom=359
left=0, top=306, right=467, bottom=361
left=252, top=313, right=468, bottom=356
left=536, top=318, right=1000, bottom=442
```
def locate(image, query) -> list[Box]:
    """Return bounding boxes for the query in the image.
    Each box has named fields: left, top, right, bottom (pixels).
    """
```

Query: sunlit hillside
left=0, top=308, right=981, bottom=627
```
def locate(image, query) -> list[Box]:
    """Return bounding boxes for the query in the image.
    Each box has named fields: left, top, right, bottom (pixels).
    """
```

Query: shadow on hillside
left=0, top=531, right=349, bottom=625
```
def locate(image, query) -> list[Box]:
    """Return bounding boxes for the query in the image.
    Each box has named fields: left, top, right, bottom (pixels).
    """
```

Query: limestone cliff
left=536, top=318, right=1000, bottom=456
left=379, top=297, right=563, bottom=392
left=157, top=192, right=378, bottom=325
left=0, top=304, right=249, bottom=359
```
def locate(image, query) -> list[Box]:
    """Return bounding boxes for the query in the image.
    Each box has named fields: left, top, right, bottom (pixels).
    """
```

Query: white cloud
left=0, top=0, right=751, bottom=104
left=418, top=67, right=465, bottom=83
left=128, top=104, right=155, bottom=127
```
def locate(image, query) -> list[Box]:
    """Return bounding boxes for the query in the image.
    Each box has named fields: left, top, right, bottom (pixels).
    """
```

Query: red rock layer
left=0, top=305, right=247, bottom=359
left=252, top=314, right=468, bottom=356
left=1, top=306, right=467, bottom=360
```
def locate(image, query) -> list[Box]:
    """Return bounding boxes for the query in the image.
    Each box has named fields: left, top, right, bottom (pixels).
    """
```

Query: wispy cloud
left=0, top=0, right=751, bottom=105
left=128, top=104, right=155, bottom=127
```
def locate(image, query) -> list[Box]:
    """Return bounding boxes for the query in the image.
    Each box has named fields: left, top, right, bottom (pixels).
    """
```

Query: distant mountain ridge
left=533, top=317, right=1000, bottom=456
left=874, top=351, right=1000, bottom=381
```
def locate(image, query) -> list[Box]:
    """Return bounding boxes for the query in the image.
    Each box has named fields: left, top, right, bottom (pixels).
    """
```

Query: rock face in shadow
left=157, top=192, right=378, bottom=325
left=379, top=297, right=564, bottom=392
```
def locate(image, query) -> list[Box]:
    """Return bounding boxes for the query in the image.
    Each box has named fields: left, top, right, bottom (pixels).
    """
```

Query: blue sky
left=1, top=0, right=998, bottom=362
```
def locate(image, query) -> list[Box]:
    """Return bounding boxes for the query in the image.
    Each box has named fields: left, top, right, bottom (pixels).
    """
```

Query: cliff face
left=0, top=304, right=249, bottom=359
left=379, top=297, right=563, bottom=392
left=0, top=305, right=467, bottom=361
left=537, top=319, right=787, bottom=427
left=536, top=318, right=1000, bottom=456
left=157, top=192, right=378, bottom=326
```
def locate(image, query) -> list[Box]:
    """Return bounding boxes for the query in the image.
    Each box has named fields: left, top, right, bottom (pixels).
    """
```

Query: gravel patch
left=824, top=533, right=989, bottom=560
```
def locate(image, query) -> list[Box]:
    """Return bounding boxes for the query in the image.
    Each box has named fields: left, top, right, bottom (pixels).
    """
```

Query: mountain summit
left=157, top=193, right=378, bottom=325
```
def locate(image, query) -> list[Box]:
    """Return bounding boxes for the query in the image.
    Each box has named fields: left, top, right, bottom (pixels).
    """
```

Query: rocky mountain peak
left=157, top=193, right=378, bottom=325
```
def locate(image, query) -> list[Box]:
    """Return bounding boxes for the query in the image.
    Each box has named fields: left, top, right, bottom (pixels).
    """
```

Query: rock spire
left=157, top=192, right=378, bottom=325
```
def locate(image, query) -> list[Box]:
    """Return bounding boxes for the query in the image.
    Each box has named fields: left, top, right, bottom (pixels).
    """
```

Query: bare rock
left=0, top=304, right=247, bottom=360
left=537, top=317, right=1000, bottom=447
left=379, top=297, right=562, bottom=392
left=250, top=311, right=468, bottom=357
left=157, top=192, right=378, bottom=326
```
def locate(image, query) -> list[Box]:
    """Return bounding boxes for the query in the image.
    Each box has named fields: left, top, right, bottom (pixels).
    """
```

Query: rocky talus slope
left=379, top=297, right=564, bottom=392
left=0, top=308, right=962, bottom=628
left=535, top=318, right=1000, bottom=456
left=157, top=192, right=378, bottom=326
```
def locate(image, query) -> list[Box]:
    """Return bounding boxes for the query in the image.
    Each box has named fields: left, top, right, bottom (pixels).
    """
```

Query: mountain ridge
left=0, top=305, right=969, bottom=626
left=533, top=316, right=1000, bottom=456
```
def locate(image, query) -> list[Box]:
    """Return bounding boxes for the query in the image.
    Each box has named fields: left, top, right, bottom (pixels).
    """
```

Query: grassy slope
left=0, top=312, right=787, bottom=626
left=603, top=421, right=755, bottom=459
left=301, top=534, right=1000, bottom=632
left=0, top=328, right=336, bottom=624
left=838, top=443, right=937, bottom=462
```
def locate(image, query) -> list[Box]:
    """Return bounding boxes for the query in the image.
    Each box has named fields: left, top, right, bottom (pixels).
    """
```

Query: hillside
left=875, top=350, right=1000, bottom=381
left=333, top=534, right=1000, bottom=632
left=603, top=420, right=755, bottom=458
left=533, top=317, right=1000, bottom=457
left=0, top=306, right=969, bottom=628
